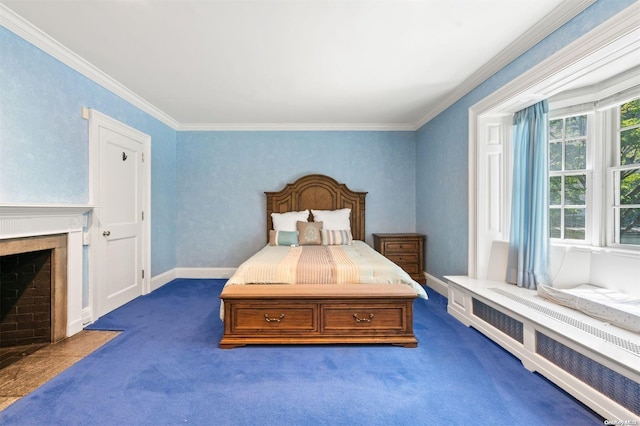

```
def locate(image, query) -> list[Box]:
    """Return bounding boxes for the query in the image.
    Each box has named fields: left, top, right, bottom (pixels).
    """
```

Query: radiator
left=471, top=292, right=640, bottom=416
left=536, top=332, right=639, bottom=416
left=472, top=298, right=523, bottom=343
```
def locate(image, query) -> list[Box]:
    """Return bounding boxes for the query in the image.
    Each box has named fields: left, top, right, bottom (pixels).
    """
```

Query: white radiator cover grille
left=536, top=332, right=640, bottom=416
left=472, top=298, right=523, bottom=343
left=471, top=288, right=640, bottom=416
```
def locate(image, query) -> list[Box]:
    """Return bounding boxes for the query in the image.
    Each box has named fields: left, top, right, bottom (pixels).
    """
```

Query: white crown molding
left=471, top=3, right=640, bottom=115
left=0, top=0, right=603, bottom=133
left=178, top=122, right=416, bottom=132
left=413, top=0, right=596, bottom=130
left=0, top=3, right=180, bottom=130
left=0, top=3, right=414, bottom=132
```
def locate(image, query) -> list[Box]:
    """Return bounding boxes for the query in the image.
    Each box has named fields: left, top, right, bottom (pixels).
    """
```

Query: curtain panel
left=506, top=100, right=550, bottom=289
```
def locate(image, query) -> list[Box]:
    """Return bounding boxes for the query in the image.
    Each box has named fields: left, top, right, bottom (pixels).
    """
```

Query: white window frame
left=468, top=9, right=640, bottom=278
left=605, top=98, right=640, bottom=250
left=547, top=91, right=640, bottom=252
left=547, top=109, right=594, bottom=246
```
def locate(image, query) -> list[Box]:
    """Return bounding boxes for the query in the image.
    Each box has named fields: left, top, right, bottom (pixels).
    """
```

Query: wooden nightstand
left=373, top=233, right=426, bottom=284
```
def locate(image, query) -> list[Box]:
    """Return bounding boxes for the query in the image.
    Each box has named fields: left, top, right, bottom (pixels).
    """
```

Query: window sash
left=548, top=113, right=592, bottom=244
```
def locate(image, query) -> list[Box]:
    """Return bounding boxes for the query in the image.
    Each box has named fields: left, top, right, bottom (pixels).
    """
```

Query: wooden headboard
left=266, top=174, right=367, bottom=241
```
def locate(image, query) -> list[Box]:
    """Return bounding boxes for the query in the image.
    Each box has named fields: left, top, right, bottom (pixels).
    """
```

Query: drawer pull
left=264, top=313, right=285, bottom=323
left=353, top=313, right=374, bottom=323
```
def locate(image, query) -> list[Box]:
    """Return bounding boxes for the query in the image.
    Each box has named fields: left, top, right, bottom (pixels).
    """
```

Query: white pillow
left=311, top=208, right=351, bottom=231
left=271, top=210, right=309, bottom=231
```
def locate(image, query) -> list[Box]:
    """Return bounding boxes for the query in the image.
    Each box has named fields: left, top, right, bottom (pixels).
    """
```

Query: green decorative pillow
left=297, top=221, right=323, bottom=245
left=269, top=230, right=299, bottom=246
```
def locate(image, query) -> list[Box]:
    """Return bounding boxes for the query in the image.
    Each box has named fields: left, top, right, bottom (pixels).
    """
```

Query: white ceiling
left=2, top=0, right=583, bottom=130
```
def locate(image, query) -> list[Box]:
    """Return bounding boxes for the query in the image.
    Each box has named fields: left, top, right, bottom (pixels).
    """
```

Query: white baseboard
left=67, top=317, right=84, bottom=337
left=82, top=307, right=93, bottom=325
left=150, top=268, right=177, bottom=292
left=425, top=272, right=448, bottom=297
left=175, top=267, right=236, bottom=279
left=151, top=267, right=236, bottom=288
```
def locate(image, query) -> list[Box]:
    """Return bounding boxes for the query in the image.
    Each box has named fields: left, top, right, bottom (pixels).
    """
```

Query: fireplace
left=1, top=234, right=68, bottom=348
left=0, top=205, right=90, bottom=344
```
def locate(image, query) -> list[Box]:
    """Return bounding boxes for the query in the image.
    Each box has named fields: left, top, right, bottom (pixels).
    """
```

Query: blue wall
left=1, top=0, right=636, bottom=287
left=176, top=131, right=417, bottom=267
left=0, top=26, right=178, bottom=277
left=415, top=0, right=636, bottom=280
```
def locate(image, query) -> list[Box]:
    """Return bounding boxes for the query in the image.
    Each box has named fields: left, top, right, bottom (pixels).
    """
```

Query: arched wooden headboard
left=265, top=174, right=367, bottom=241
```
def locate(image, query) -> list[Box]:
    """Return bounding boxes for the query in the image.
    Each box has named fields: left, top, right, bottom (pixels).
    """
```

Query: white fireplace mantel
left=0, top=203, right=93, bottom=337
left=0, top=204, right=92, bottom=239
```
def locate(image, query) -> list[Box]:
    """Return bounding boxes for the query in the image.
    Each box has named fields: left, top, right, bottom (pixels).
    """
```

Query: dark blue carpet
left=0, top=279, right=602, bottom=425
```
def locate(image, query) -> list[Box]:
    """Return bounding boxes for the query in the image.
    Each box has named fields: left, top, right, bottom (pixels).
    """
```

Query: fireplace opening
left=1, top=249, right=52, bottom=348
left=0, top=234, right=68, bottom=369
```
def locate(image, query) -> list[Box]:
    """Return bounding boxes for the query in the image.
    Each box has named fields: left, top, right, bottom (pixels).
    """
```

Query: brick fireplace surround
left=0, top=205, right=90, bottom=343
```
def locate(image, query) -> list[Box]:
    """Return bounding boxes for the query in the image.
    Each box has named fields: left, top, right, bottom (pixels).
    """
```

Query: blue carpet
left=0, top=279, right=602, bottom=425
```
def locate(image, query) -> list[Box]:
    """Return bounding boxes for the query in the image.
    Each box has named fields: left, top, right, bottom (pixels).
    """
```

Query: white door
left=91, top=112, right=149, bottom=318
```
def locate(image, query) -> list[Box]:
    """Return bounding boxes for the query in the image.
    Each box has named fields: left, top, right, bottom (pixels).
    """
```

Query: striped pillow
left=321, top=229, right=353, bottom=245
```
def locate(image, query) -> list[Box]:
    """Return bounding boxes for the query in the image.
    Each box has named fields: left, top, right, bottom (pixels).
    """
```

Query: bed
left=219, top=174, right=427, bottom=349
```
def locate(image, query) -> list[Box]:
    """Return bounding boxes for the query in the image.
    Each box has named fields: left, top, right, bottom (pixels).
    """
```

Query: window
left=547, top=95, right=640, bottom=249
left=549, top=114, right=589, bottom=241
left=612, top=98, right=640, bottom=246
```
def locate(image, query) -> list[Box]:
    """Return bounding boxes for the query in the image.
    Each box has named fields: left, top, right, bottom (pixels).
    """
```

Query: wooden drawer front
left=383, top=241, right=419, bottom=253
left=231, top=304, right=317, bottom=333
left=386, top=253, right=418, bottom=270
left=322, top=303, right=407, bottom=333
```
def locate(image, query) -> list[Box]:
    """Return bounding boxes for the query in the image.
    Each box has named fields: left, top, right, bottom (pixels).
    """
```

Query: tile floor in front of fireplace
left=0, top=330, right=120, bottom=412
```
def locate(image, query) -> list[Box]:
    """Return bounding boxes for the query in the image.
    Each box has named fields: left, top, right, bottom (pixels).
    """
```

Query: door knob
left=103, top=230, right=111, bottom=236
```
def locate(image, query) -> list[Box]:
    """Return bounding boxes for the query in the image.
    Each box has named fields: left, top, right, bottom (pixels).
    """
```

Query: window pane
left=565, top=175, right=586, bottom=205
left=620, top=169, right=640, bottom=205
left=620, top=98, right=640, bottom=128
left=565, top=138, right=586, bottom=170
left=564, top=208, right=585, bottom=240
left=550, top=176, right=561, bottom=205
left=549, top=119, right=563, bottom=140
left=550, top=142, right=562, bottom=171
left=620, top=127, right=640, bottom=166
left=550, top=208, right=561, bottom=238
left=566, top=115, right=587, bottom=138
left=619, top=208, right=640, bottom=245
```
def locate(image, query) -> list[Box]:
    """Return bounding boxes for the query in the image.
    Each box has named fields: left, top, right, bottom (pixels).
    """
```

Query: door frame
left=88, top=109, right=151, bottom=322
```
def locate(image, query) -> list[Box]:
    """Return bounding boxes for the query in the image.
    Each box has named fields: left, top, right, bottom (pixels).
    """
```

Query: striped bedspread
left=224, top=241, right=428, bottom=299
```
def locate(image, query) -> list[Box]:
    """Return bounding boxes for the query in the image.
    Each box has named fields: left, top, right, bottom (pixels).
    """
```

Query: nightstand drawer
left=383, top=241, right=420, bottom=252
left=386, top=253, right=418, bottom=266
left=389, top=262, right=419, bottom=275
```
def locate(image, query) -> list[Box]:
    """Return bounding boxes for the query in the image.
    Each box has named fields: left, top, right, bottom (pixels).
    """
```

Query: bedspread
left=220, top=241, right=427, bottom=320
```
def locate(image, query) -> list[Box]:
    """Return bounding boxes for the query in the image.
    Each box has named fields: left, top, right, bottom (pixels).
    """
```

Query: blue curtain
left=506, top=100, right=550, bottom=289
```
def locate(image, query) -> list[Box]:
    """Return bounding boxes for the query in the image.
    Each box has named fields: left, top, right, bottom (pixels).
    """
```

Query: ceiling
left=2, top=0, right=582, bottom=130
